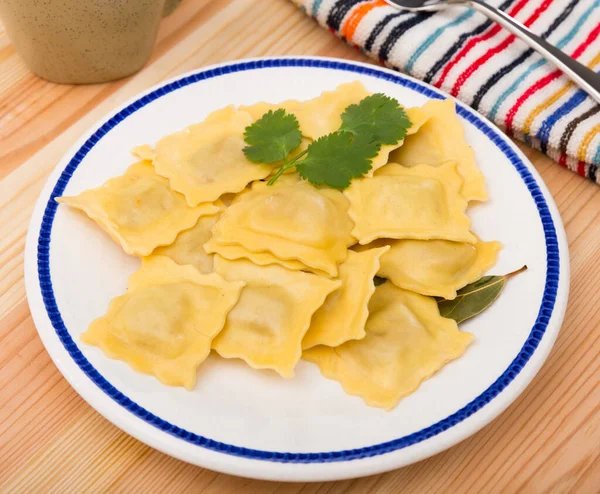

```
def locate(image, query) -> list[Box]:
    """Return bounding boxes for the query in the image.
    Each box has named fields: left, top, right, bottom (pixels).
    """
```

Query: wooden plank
left=1, top=0, right=599, bottom=492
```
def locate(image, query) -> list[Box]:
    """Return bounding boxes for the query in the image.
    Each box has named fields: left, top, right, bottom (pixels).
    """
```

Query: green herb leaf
left=339, top=93, right=411, bottom=145
left=244, top=93, right=413, bottom=189
left=296, top=132, right=380, bottom=189
left=243, top=109, right=302, bottom=164
left=438, top=266, right=528, bottom=324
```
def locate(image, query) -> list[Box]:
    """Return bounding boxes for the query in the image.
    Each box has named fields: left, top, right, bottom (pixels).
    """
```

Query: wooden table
left=1, top=1, right=599, bottom=492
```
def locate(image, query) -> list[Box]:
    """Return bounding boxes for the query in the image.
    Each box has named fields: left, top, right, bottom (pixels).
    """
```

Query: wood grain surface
left=1, top=1, right=599, bottom=492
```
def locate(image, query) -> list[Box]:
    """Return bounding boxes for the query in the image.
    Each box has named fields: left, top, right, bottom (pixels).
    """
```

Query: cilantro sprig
left=339, top=93, right=411, bottom=144
left=296, top=133, right=379, bottom=190
left=242, top=93, right=411, bottom=189
left=243, top=109, right=302, bottom=164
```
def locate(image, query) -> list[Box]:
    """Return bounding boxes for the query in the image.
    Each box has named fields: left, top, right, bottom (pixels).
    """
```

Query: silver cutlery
left=385, top=0, right=600, bottom=105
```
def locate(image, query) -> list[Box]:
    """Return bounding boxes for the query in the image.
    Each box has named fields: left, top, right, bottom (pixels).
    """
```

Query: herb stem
left=267, top=148, right=309, bottom=185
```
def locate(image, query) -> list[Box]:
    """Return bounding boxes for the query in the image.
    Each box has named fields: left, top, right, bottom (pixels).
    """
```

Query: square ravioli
left=204, top=238, right=324, bottom=275
left=239, top=99, right=302, bottom=121
left=210, top=176, right=355, bottom=276
left=291, top=81, right=371, bottom=139
left=151, top=200, right=226, bottom=274
left=346, top=162, right=474, bottom=245
left=389, top=98, right=487, bottom=201
left=302, top=246, right=390, bottom=350
left=152, top=107, right=273, bottom=206
left=303, top=282, right=473, bottom=410
left=355, top=236, right=502, bottom=300
left=131, top=144, right=155, bottom=161
left=366, top=105, right=430, bottom=177
left=57, top=160, right=219, bottom=256
left=81, top=256, right=245, bottom=389
left=212, top=256, right=341, bottom=378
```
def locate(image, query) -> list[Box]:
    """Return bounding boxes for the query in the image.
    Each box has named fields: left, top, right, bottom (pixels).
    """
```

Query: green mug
left=0, top=0, right=181, bottom=84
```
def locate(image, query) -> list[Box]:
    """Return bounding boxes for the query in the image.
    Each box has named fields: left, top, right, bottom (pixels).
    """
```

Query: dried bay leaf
left=438, top=266, right=527, bottom=324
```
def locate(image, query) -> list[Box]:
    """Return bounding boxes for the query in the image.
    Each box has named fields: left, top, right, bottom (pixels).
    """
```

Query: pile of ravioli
left=58, top=82, right=501, bottom=410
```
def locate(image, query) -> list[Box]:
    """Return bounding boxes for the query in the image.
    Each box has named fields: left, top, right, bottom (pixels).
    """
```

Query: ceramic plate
left=24, top=57, right=569, bottom=482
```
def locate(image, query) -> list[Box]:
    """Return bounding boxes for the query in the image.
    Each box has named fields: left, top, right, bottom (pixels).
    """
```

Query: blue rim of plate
left=37, top=58, right=559, bottom=463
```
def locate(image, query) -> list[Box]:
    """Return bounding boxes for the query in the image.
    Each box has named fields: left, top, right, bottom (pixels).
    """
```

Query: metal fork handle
left=463, top=0, right=600, bottom=105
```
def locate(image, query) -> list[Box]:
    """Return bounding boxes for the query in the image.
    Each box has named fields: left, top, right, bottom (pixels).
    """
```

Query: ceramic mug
left=0, top=0, right=181, bottom=84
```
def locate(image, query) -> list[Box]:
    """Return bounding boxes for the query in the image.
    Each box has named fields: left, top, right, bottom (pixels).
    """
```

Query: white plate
left=24, top=57, right=569, bottom=482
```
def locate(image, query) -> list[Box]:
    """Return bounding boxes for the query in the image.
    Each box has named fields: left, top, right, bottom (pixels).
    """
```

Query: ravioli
left=355, top=236, right=502, bottom=300
left=303, top=282, right=473, bottom=409
left=389, top=98, right=487, bottom=201
left=81, top=256, right=245, bottom=389
left=346, top=162, right=474, bottom=245
left=212, top=256, right=341, bottom=378
left=239, top=99, right=302, bottom=121
left=204, top=237, right=326, bottom=275
left=152, top=106, right=272, bottom=206
left=289, top=81, right=370, bottom=140
left=131, top=144, right=155, bottom=161
left=366, top=105, right=431, bottom=176
left=64, top=87, right=499, bottom=406
left=210, top=176, right=355, bottom=276
left=151, top=201, right=225, bottom=274
left=57, top=161, right=219, bottom=256
left=302, top=246, right=390, bottom=350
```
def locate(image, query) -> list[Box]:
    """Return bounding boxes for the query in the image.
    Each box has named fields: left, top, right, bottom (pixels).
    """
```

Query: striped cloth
left=292, top=0, right=600, bottom=184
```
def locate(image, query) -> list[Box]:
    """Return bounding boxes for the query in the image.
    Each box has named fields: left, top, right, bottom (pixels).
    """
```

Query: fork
left=385, top=0, right=600, bottom=105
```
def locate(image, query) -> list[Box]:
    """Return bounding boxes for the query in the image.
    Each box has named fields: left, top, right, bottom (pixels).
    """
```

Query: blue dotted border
left=37, top=58, right=559, bottom=463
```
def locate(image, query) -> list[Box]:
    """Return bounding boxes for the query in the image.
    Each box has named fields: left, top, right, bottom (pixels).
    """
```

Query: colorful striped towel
left=292, top=0, right=600, bottom=184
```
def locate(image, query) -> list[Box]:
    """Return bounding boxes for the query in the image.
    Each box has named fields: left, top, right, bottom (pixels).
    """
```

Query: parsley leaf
left=296, top=132, right=379, bottom=189
left=339, top=93, right=410, bottom=145
left=243, top=109, right=302, bottom=164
